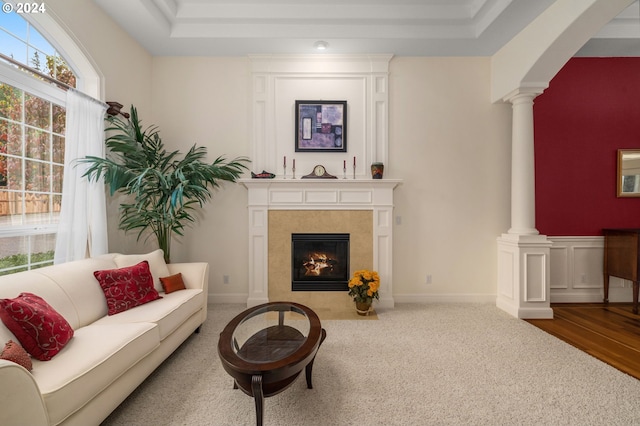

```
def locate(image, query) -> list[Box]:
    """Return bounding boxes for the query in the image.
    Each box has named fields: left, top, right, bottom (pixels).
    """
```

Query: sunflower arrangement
left=348, top=269, right=380, bottom=304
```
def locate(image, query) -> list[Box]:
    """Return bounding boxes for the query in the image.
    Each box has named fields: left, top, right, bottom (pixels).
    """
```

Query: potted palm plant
left=81, top=106, right=249, bottom=263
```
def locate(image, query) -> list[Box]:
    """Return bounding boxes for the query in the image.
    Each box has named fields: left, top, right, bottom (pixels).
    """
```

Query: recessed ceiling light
left=314, top=41, right=329, bottom=50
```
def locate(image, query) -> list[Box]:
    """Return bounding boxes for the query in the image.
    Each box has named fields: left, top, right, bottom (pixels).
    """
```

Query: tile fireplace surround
left=241, top=178, right=401, bottom=311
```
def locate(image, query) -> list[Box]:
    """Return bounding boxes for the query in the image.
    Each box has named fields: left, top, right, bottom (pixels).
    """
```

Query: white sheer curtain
left=54, top=89, right=109, bottom=264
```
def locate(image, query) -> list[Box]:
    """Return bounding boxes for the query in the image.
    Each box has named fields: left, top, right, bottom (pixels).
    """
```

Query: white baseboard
left=496, top=298, right=554, bottom=319
left=550, top=293, right=603, bottom=303
left=393, top=293, right=496, bottom=304
left=210, top=293, right=497, bottom=306
left=209, top=286, right=631, bottom=307
left=208, top=293, right=248, bottom=304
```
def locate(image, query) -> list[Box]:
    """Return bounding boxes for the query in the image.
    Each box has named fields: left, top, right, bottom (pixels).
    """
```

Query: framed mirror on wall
left=617, top=149, right=640, bottom=197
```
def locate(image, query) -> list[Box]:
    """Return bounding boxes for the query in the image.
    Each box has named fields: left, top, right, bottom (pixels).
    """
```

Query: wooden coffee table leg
left=305, top=328, right=327, bottom=389
left=305, top=358, right=315, bottom=389
left=251, top=375, right=264, bottom=426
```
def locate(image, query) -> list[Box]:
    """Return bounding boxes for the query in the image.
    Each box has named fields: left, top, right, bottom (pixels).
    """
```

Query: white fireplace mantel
left=241, top=178, right=401, bottom=308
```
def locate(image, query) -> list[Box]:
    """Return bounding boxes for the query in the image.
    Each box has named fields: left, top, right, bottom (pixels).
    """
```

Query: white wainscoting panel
left=549, top=236, right=632, bottom=303
left=525, top=253, right=546, bottom=302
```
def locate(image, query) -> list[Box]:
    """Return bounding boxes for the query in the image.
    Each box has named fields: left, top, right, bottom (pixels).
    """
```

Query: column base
left=496, top=298, right=553, bottom=319
left=496, top=233, right=553, bottom=319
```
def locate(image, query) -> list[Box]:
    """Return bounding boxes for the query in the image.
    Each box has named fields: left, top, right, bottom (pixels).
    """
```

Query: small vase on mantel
left=371, top=162, right=384, bottom=179
left=355, top=301, right=372, bottom=316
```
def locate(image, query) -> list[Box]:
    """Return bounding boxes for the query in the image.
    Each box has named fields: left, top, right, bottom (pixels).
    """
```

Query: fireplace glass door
left=291, top=233, right=349, bottom=291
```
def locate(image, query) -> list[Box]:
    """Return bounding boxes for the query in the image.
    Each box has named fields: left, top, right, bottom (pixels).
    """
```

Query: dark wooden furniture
left=217, top=302, right=326, bottom=426
left=603, top=228, right=640, bottom=314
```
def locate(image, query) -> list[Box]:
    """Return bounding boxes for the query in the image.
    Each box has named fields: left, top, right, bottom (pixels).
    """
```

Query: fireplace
left=291, top=233, right=349, bottom=291
left=241, top=179, right=400, bottom=308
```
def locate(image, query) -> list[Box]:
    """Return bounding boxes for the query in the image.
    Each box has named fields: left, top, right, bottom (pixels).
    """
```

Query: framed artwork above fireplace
left=295, top=100, right=347, bottom=152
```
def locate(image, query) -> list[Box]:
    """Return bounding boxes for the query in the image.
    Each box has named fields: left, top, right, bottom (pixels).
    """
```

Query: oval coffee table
left=217, top=302, right=327, bottom=426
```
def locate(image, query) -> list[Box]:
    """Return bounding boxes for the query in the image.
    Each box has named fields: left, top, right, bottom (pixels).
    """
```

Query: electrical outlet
left=426, top=274, right=432, bottom=285
left=223, top=275, right=230, bottom=284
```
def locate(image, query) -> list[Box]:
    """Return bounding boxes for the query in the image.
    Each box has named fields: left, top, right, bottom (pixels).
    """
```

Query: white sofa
left=0, top=251, right=209, bottom=426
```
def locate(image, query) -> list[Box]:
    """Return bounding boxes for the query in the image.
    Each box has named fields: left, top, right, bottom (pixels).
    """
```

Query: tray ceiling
left=93, top=0, right=640, bottom=56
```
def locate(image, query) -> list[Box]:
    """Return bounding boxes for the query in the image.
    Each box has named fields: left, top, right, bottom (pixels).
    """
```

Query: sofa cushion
left=94, top=261, right=162, bottom=316
left=34, top=256, right=118, bottom=327
left=0, top=293, right=74, bottom=361
left=34, top=322, right=159, bottom=426
left=114, top=249, right=170, bottom=292
left=0, top=271, right=80, bottom=330
left=1, top=340, right=32, bottom=371
left=93, top=289, right=203, bottom=340
left=160, top=273, right=186, bottom=294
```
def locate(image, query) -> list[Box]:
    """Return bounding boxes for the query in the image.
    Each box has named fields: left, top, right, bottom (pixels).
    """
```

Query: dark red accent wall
left=534, top=57, right=640, bottom=236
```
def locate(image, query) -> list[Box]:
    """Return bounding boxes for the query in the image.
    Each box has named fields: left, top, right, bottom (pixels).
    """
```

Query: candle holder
left=292, top=165, right=296, bottom=179
left=343, top=165, right=347, bottom=179
left=353, top=164, right=356, bottom=179
left=283, top=165, right=287, bottom=179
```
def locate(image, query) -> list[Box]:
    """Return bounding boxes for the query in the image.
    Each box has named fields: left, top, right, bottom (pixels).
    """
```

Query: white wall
left=46, top=0, right=153, bottom=254
left=150, top=57, right=251, bottom=300
left=148, top=56, right=513, bottom=302
left=389, top=57, right=512, bottom=302
left=247, top=54, right=391, bottom=177
left=38, top=3, right=516, bottom=302
left=46, top=0, right=152, bottom=108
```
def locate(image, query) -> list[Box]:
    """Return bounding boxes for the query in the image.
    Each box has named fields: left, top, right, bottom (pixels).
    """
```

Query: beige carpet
left=102, top=303, right=640, bottom=425
left=310, top=305, right=378, bottom=320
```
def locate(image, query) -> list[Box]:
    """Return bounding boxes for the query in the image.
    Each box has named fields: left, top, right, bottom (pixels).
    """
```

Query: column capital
left=502, top=85, right=547, bottom=104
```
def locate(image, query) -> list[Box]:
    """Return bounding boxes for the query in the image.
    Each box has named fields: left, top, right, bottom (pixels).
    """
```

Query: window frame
left=0, top=10, right=102, bottom=270
left=0, top=73, right=65, bottom=240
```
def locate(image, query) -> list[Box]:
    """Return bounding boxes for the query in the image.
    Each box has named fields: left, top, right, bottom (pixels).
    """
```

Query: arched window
left=0, top=3, right=101, bottom=274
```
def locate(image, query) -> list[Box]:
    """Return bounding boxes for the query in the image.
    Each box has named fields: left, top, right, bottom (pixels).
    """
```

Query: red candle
left=343, top=160, right=346, bottom=168
left=353, top=156, right=356, bottom=167
left=293, top=159, right=295, bottom=168
left=283, top=156, right=286, bottom=167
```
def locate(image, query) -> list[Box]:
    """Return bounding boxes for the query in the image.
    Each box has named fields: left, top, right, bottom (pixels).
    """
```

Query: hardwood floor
left=526, top=303, right=640, bottom=380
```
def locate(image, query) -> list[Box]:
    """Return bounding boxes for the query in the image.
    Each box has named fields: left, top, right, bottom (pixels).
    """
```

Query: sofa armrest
left=166, top=262, right=209, bottom=293
left=0, top=360, right=49, bottom=426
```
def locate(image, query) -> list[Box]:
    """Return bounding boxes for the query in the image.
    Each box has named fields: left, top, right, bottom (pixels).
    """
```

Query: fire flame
left=302, top=252, right=335, bottom=276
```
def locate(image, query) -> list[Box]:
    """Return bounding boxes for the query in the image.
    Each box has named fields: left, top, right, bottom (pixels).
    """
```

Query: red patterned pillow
left=159, top=273, right=186, bottom=294
left=94, top=260, right=162, bottom=316
left=1, top=340, right=32, bottom=371
left=0, top=293, right=74, bottom=361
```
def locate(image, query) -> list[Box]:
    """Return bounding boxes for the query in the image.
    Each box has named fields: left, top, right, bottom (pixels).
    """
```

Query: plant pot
left=355, top=301, right=372, bottom=316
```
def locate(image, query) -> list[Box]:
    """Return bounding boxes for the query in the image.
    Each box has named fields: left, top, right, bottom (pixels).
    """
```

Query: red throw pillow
left=1, top=340, right=32, bottom=371
left=159, top=273, right=186, bottom=294
left=0, top=293, right=74, bottom=361
left=94, top=260, right=162, bottom=316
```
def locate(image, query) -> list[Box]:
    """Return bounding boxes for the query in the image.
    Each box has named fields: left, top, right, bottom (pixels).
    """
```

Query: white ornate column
left=508, top=92, right=540, bottom=236
left=496, top=88, right=553, bottom=319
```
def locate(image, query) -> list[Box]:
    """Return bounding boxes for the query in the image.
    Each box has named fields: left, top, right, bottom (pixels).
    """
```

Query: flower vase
left=356, top=301, right=372, bottom=316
